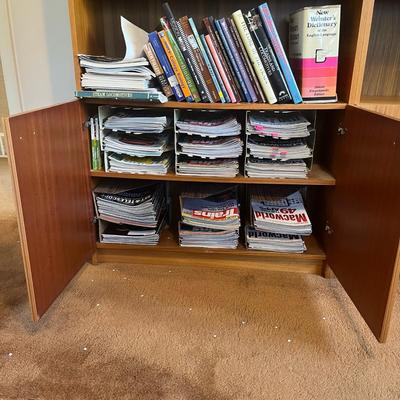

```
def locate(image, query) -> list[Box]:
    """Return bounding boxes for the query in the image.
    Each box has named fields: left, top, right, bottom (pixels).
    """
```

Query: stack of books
left=246, top=188, right=311, bottom=252
left=94, top=181, right=167, bottom=245
left=245, top=111, right=313, bottom=178
left=76, top=17, right=167, bottom=103
left=175, top=111, right=243, bottom=177
left=145, top=2, right=303, bottom=104
left=102, top=109, right=174, bottom=175
left=179, top=185, right=240, bottom=248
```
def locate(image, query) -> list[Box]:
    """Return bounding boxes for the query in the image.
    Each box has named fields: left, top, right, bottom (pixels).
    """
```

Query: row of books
left=146, top=2, right=301, bottom=104
left=92, top=107, right=315, bottom=179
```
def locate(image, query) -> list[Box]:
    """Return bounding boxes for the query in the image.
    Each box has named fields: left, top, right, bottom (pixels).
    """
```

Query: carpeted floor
left=0, top=157, right=400, bottom=400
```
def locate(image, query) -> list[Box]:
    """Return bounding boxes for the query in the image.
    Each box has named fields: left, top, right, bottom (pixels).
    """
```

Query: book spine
left=219, top=17, right=258, bottom=102
left=247, top=10, right=291, bottom=103
left=231, top=10, right=277, bottom=104
left=210, top=16, right=244, bottom=102
left=188, top=18, right=225, bottom=103
left=179, top=16, right=219, bottom=102
left=160, top=17, right=200, bottom=102
left=148, top=31, right=185, bottom=101
left=203, top=17, right=240, bottom=102
left=289, top=5, right=340, bottom=101
left=215, top=18, right=252, bottom=102
left=143, top=43, right=173, bottom=98
left=228, top=17, right=266, bottom=102
left=258, top=2, right=302, bottom=103
left=158, top=30, right=194, bottom=102
left=162, top=2, right=210, bottom=102
left=95, top=117, right=102, bottom=170
left=200, top=33, right=230, bottom=103
left=205, top=35, right=237, bottom=102
left=90, top=117, right=97, bottom=170
left=75, top=90, right=167, bottom=102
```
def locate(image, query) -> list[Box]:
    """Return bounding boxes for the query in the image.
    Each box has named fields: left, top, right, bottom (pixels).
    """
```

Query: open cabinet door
left=324, top=105, right=400, bottom=342
left=5, top=100, right=95, bottom=321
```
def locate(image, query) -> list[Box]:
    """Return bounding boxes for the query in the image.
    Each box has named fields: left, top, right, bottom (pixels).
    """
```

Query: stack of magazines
left=94, top=181, right=167, bottom=245
left=246, top=188, right=311, bottom=252
left=77, top=17, right=167, bottom=103
left=175, top=112, right=243, bottom=177
left=103, top=109, right=173, bottom=175
left=245, top=112, right=313, bottom=178
left=179, top=185, right=240, bottom=248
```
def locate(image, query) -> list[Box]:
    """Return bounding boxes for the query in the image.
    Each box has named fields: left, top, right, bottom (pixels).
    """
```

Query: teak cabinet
left=5, top=0, right=400, bottom=343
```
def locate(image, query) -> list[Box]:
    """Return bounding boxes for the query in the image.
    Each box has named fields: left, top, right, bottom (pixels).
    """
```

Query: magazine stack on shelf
left=175, top=111, right=243, bottom=177
left=99, top=107, right=173, bottom=175
left=179, top=185, right=240, bottom=248
left=93, top=180, right=167, bottom=245
left=76, top=17, right=167, bottom=103
left=245, top=111, right=315, bottom=179
left=246, top=187, right=311, bottom=252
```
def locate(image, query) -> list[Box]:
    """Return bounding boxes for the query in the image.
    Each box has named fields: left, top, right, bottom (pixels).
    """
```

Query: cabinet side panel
left=6, top=101, right=95, bottom=319
left=324, top=106, right=400, bottom=342
left=68, top=0, right=106, bottom=90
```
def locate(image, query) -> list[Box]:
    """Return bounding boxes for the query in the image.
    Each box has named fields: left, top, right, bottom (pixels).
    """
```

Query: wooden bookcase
left=5, top=0, right=400, bottom=343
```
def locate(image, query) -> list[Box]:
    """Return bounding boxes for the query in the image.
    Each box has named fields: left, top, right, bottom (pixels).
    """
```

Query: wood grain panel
left=362, top=0, right=400, bottom=98
left=6, top=101, right=95, bottom=320
left=95, top=228, right=325, bottom=275
left=83, top=98, right=347, bottom=110
left=90, top=164, right=336, bottom=186
left=68, top=0, right=106, bottom=90
left=323, top=106, right=400, bottom=342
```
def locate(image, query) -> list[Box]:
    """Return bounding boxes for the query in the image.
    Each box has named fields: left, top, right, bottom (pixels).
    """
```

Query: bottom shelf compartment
left=95, top=227, right=326, bottom=275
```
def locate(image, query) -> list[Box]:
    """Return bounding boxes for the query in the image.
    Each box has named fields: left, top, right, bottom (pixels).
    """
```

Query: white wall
left=0, top=0, right=75, bottom=114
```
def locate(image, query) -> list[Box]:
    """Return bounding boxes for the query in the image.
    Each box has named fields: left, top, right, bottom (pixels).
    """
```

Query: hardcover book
left=289, top=5, right=341, bottom=102
left=143, top=43, right=173, bottom=98
left=180, top=16, right=219, bottom=102
left=245, top=10, right=292, bottom=103
left=162, top=2, right=210, bottom=102
left=258, top=2, right=302, bottom=104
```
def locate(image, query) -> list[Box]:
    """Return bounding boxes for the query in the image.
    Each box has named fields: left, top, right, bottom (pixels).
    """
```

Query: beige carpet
left=0, top=157, right=400, bottom=400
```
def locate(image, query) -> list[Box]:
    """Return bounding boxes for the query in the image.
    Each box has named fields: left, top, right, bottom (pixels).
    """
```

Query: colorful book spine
left=219, top=17, right=258, bottom=102
left=189, top=17, right=226, bottom=103
left=143, top=43, right=173, bottom=98
left=160, top=17, right=200, bottom=102
left=158, top=30, right=194, bottom=102
left=228, top=17, right=265, bottom=102
left=94, top=118, right=102, bottom=170
left=205, top=34, right=237, bottom=102
left=289, top=5, right=341, bottom=102
left=180, top=16, right=219, bottom=102
left=203, top=17, right=241, bottom=102
left=148, top=31, right=184, bottom=101
left=200, top=33, right=230, bottom=103
left=90, top=117, right=98, bottom=170
left=215, top=18, right=251, bottom=102
left=232, top=10, right=277, bottom=104
left=162, top=2, right=210, bottom=102
left=210, top=16, right=244, bottom=102
left=246, top=10, right=291, bottom=103
left=258, top=2, right=302, bottom=104
left=75, top=90, right=167, bottom=103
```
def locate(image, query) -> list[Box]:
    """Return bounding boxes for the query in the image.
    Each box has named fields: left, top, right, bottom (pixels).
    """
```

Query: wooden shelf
left=84, top=98, right=347, bottom=111
left=95, top=228, right=326, bottom=275
left=90, top=163, right=335, bottom=186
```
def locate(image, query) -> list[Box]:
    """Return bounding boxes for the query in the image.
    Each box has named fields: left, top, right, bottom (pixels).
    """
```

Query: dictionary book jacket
left=288, top=5, right=341, bottom=102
